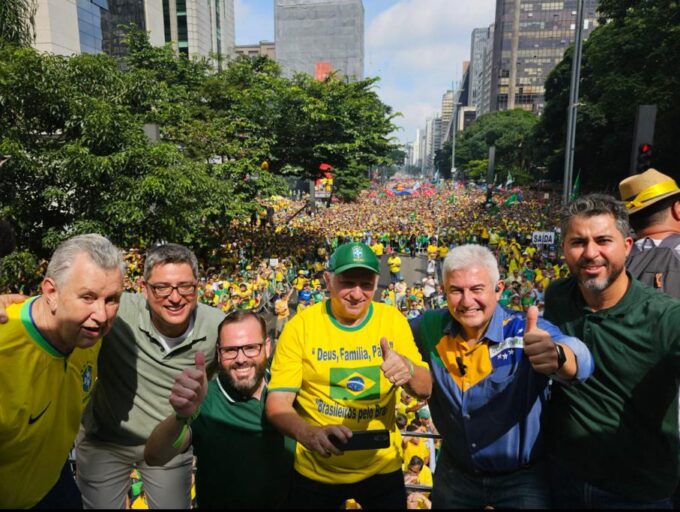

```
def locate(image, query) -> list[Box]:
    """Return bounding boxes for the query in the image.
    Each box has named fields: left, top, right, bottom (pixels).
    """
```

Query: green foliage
left=0, top=0, right=36, bottom=48
left=454, top=110, right=539, bottom=184
left=537, top=0, right=680, bottom=187
left=0, top=251, right=39, bottom=293
left=466, top=160, right=489, bottom=179
left=0, top=27, right=398, bottom=261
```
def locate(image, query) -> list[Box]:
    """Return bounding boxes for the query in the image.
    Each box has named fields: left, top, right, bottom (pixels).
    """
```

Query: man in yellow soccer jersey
left=265, top=242, right=432, bottom=509
left=0, top=234, right=125, bottom=509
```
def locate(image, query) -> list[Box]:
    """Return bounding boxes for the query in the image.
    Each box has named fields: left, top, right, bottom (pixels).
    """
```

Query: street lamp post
left=562, top=0, right=586, bottom=204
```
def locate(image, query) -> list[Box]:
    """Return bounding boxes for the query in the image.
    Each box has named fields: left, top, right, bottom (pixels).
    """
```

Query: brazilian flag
left=503, top=192, right=520, bottom=206
left=330, top=366, right=381, bottom=401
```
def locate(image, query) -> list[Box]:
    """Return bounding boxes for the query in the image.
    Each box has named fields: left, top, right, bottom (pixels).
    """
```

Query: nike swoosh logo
left=28, top=401, right=51, bottom=425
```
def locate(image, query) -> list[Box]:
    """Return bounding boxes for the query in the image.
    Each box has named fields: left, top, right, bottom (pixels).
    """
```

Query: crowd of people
left=7, top=170, right=680, bottom=509
left=113, top=182, right=567, bottom=329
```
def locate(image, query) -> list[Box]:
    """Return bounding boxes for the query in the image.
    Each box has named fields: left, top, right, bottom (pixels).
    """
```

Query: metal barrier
left=401, top=430, right=440, bottom=494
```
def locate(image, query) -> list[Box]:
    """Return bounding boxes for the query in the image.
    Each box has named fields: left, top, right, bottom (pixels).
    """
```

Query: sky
left=234, top=0, right=496, bottom=145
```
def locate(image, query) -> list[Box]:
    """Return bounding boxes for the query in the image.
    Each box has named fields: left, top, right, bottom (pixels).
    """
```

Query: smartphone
left=330, top=429, right=391, bottom=451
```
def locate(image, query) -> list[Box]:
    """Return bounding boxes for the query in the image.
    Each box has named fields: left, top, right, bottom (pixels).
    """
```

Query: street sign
left=532, top=231, right=555, bottom=245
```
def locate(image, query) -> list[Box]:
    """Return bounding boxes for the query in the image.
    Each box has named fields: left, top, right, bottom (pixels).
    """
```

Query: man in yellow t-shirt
left=265, top=242, right=432, bottom=509
left=0, top=234, right=124, bottom=509
left=387, top=254, right=402, bottom=283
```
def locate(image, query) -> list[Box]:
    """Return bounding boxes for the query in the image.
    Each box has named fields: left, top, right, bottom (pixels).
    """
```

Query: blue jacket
left=410, top=305, right=593, bottom=473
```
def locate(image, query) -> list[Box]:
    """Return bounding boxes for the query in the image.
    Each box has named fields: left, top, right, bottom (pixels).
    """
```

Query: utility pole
left=562, top=0, right=586, bottom=204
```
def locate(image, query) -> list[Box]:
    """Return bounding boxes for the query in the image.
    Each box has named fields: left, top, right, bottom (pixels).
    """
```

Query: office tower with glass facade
left=275, top=0, right=364, bottom=80
left=470, top=27, right=490, bottom=115
left=34, top=0, right=164, bottom=56
left=490, top=0, right=598, bottom=114
left=162, top=0, right=235, bottom=64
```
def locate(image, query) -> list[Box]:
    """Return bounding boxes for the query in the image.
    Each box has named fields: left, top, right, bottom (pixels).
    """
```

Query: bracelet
left=175, top=406, right=201, bottom=426
left=171, top=423, right=189, bottom=450
left=171, top=407, right=200, bottom=450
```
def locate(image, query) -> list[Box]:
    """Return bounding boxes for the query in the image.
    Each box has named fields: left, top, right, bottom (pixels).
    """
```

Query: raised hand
left=380, top=337, right=413, bottom=387
left=523, top=306, right=560, bottom=375
left=169, top=351, right=208, bottom=418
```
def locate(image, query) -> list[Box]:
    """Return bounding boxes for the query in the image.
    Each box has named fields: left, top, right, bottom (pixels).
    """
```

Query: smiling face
left=142, top=262, right=198, bottom=338
left=324, top=268, right=378, bottom=326
left=43, top=252, right=124, bottom=352
left=563, top=213, right=632, bottom=293
left=444, top=265, right=502, bottom=342
left=217, top=315, right=270, bottom=399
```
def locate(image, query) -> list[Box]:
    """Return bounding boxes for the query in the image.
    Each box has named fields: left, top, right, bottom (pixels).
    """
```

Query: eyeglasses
left=216, top=342, right=265, bottom=360
left=146, top=282, right=197, bottom=298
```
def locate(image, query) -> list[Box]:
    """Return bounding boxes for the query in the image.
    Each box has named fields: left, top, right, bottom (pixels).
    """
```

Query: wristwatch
left=555, top=344, right=567, bottom=370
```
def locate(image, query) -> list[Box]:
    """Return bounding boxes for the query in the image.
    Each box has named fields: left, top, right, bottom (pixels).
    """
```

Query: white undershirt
left=156, top=314, right=196, bottom=354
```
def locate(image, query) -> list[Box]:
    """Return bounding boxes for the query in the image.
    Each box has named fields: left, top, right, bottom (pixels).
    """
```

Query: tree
left=0, top=0, right=36, bottom=48
left=454, top=110, right=539, bottom=184
left=536, top=0, right=680, bottom=187
left=0, top=27, right=400, bottom=261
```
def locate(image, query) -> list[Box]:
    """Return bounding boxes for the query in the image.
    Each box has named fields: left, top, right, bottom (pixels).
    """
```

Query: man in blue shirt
left=410, top=244, right=593, bottom=509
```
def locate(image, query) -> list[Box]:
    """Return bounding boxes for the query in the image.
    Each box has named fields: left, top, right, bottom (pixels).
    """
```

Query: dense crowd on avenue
left=5, top=168, right=680, bottom=510
left=118, top=181, right=566, bottom=326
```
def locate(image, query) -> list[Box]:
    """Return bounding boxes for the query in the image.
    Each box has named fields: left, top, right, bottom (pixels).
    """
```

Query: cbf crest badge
left=352, top=246, right=363, bottom=259
left=82, top=363, right=93, bottom=393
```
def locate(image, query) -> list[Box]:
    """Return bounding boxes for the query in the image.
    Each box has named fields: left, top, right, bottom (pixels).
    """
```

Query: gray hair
left=560, top=193, right=631, bottom=239
left=46, top=234, right=125, bottom=287
left=442, top=244, right=500, bottom=286
left=143, top=243, right=199, bottom=281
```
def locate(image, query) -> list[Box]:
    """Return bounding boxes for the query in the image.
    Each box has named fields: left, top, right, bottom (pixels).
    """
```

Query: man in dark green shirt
left=145, top=311, right=295, bottom=508
left=544, top=193, right=680, bottom=508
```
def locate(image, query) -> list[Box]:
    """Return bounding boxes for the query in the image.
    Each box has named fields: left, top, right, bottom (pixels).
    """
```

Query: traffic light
left=636, top=143, right=653, bottom=172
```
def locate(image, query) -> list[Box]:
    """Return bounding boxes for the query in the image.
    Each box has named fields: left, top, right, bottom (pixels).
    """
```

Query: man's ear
left=41, top=277, right=59, bottom=313
left=670, top=200, right=680, bottom=222
left=265, top=336, right=272, bottom=359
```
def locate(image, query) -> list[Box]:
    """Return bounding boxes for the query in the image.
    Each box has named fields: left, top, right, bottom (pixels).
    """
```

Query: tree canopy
left=437, top=109, right=539, bottom=184
left=0, top=28, right=399, bottom=263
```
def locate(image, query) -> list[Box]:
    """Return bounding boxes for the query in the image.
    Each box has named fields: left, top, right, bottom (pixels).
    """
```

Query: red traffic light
left=640, top=143, right=651, bottom=153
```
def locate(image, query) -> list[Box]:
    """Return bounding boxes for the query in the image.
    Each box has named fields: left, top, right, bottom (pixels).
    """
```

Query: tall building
left=414, top=128, right=423, bottom=171
left=33, top=0, right=234, bottom=64
left=469, top=27, right=490, bottom=115
left=442, top=62, right=472, bottom=146
left=479, top=23, right=495, bottom=115
left=234, top=41, right=276, bottom=60
left=162, top=0, right=235, bottom=64
left=34, top=0, right=164, bottom=55
left=275, top=0, right=364, bottom=80
left=490, top=0, right=598, bottom=114
left=423, top=115, right=441, bottom=174
left=440, top=90, right=454, bottom=150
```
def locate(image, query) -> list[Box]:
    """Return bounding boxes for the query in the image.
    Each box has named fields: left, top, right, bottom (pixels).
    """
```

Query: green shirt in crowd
left=544, top=276, right=680, bottom=501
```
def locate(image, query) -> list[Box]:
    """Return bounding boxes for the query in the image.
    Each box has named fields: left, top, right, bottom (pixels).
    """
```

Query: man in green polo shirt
left=144, top=311, right=295, bottom=508
left=544, top=193, right=680, bottom=508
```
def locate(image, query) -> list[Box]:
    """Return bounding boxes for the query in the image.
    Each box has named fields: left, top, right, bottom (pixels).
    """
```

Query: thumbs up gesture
left=523, top=306, right=561, bottom=375
left=380, top=337, right=413, bottom=387
left=169, top=351, right=209, bottom=418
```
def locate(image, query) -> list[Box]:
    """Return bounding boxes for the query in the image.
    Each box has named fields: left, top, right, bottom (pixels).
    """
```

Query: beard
left=575, top=259, right=625, bottom=291
left=219, top=359, right=267, bottom=397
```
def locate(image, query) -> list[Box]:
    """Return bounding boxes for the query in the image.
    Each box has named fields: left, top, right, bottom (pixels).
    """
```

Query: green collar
left=21, top=297, right=67, bottom=357
left=325, top=300, right=374, bottom=332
